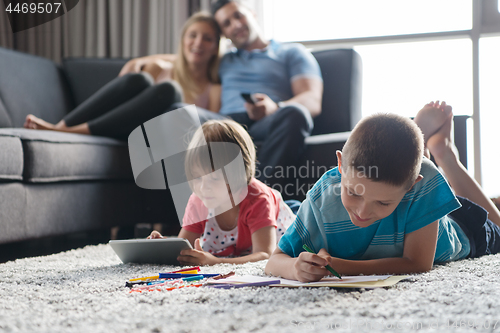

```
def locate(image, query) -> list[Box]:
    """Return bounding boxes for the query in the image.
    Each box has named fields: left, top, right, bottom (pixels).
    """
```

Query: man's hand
left=119, top=56, right=153, bottom=76
left=177, top=238, right=220, bottom=266
left=141, top=60, right=174, bottom=83
left=293, top=251, right=329, bottom=282
left=118, top=54, right=177, bottom=78
left=245, top=93, right=279, bottom=121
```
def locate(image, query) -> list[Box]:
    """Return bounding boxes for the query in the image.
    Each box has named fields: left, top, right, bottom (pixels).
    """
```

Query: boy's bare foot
left=24, top=114, right=57, bottom=130
left=414, top=101, right=452, bottom=146
left=425, top=110, right=457, bottom=165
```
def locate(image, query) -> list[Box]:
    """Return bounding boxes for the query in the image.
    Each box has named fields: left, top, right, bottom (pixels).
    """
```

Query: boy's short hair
left=341, top=113, right=424, bottom=189
left=185, top=119, right=256, bottom=186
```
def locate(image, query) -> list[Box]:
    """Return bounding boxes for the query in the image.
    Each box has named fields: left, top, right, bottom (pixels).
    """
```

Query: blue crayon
left=158, top=273, right=220, bottom=279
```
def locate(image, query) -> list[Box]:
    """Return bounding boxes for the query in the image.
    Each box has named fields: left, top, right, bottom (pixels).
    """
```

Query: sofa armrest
left=305, top=131, right=350, bottom=145
left=0, top=47, right=72, bottom=127
left=453, top=115, right=469, bottom=169
left=311, top=49, right=362, bottom=135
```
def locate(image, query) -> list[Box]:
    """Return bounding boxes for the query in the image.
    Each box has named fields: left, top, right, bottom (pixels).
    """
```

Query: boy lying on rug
left=266, top=101, right=500, bottom=282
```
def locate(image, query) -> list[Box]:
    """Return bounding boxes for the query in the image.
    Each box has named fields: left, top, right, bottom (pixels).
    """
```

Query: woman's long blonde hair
left=173, top=12, right=222, bottom=103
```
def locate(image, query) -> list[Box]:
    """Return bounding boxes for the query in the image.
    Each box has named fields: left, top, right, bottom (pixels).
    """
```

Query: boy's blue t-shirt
left=278, top=158, right=470, bottom=263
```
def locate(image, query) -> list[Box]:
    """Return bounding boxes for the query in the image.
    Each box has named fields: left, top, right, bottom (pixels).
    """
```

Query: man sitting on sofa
left=23, top=1, right=323, bottom=192
left=208, top=0, right=323, bottom=188
left=121, top=0, right=323, bottom=189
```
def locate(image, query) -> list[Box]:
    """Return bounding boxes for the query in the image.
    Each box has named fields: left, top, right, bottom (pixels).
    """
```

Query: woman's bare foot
left=414, top=101, right=453, bottom=146
left=23, top=115, right=91, bottom=135
left=24, top=114, right=58, bottom=130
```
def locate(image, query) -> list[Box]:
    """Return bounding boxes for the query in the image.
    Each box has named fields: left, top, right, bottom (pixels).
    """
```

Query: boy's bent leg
left=449, top=196, right=500, bottom=258
left=427, top=111, right=500, bottom=226
left=249, top=104, right=313, bottom=187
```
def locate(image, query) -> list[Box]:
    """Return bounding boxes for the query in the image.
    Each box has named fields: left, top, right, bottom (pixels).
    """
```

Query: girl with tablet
left=148, top=119, right=296, bottom=265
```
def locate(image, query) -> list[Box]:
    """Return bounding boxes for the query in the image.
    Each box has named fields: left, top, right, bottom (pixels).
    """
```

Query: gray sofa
left=0, top=46, right=362, bottom=245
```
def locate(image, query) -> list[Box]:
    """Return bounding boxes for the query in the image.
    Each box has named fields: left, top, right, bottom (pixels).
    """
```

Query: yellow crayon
left=178, top=270, right=199, bottom=274
left=129, top=275, right=160, bottom=282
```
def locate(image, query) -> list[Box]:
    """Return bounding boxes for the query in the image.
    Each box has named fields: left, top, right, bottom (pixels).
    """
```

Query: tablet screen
left=109, top=238, right=193, bottom=265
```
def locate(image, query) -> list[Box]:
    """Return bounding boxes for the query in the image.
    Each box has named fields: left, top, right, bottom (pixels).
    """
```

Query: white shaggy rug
left=1, top=244, right=500, bottom=333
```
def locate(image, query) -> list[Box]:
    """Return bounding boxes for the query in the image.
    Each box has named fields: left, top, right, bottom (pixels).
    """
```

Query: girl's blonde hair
left=185, top=120, right=256, bottom=187
left=173, top=12, right=222, bottom=102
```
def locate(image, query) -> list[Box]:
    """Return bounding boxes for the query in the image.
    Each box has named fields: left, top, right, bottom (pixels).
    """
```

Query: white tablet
left=109, top=238, right=193, bottom=265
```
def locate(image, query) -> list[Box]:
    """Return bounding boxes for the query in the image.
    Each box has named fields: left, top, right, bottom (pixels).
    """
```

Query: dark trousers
left=64, top=75, right=313, bottom=189
left=227, top=105, right=314, bottom=188
left=182, top=103, right=313, bottom=189
left=448, top=196, right=500, bottom=258
left=64, top=73, right=182, bottom=141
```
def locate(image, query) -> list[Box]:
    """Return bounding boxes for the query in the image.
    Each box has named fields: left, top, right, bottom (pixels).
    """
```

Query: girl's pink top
left=182, top=178, right=281, bottom=256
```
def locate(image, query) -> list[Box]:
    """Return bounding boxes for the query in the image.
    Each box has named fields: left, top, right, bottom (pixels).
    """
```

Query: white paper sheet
left=276, top=275, right=392, bottom=286
left=206, top=274, right=392, bottom=286
left=206, top=275, right=280, bottom=285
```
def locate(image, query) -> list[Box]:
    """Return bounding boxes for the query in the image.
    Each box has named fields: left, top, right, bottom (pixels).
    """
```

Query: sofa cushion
left=0, top=134, right=23, bottom=181
left=0, top=98, right=12, bottom=128
left=63, top=58, right=129, bottom=106
left=0, top=129, right=133, bottom=182
left=0, top=47, right=73, bottom=128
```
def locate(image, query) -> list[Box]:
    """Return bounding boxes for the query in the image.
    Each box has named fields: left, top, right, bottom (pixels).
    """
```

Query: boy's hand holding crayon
left=316, top=249, right=343, bottom=277
left=292, top=250, right=331, bottom=282
left=293, top=251, right=328, bottom=282
left=292, top=246, right=343, bottom=283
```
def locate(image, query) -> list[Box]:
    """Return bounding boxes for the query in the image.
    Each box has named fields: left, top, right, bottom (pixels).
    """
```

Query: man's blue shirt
left=218, top=40, right=322, bottom=115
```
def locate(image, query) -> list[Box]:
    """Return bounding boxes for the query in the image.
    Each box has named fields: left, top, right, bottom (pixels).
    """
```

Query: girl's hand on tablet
left=147, top=230, right=164, bottom=239
left=177, top=238, right=219, bottom=266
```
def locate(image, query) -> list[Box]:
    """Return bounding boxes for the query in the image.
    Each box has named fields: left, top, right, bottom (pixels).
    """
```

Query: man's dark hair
left=210, top=0, right=235, bottom=16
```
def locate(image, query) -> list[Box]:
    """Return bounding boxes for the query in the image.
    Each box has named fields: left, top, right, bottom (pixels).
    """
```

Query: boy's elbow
left=411, top=261, right=433, bottom=274
left=264, top=252, right=280, bottom=275
left=264, top=259, right=274, bottom=275
left=420, top=263, right=433, bottom=273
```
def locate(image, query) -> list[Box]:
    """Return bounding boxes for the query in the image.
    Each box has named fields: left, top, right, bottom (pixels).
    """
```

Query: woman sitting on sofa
left=24, top=12, right=222, bottom=141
